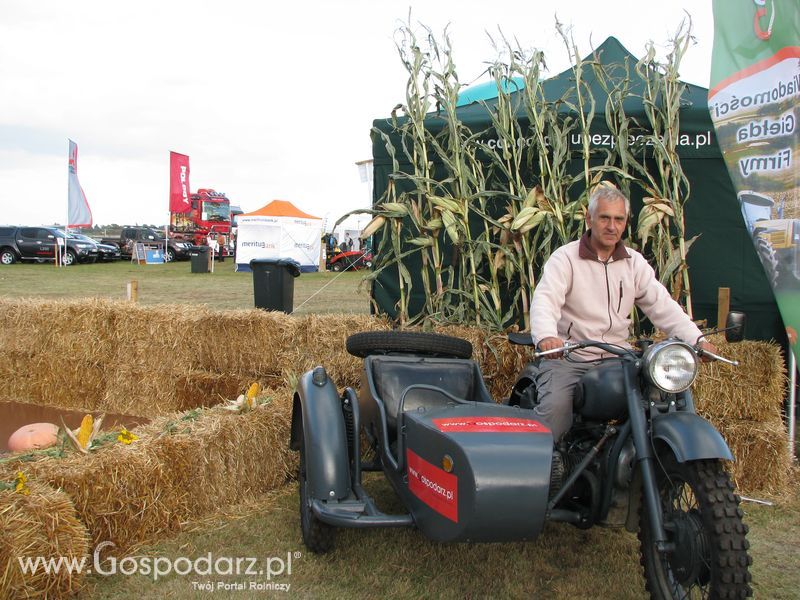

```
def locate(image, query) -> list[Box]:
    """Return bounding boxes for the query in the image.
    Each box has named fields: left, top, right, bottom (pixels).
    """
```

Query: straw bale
left=286, top=314, right=391, bottom=388
left=706, top=415, right=792, bottom=495
left=0, top=481, right=90, bottom=598
left=1, top=443, right=176, bottom=550
left=174, top=371, right=258, bottom=411
left=99, top=365, right=183, bottom=416
left=183, top=309, right=294, bottom=375
left=693, top=336, right=787, bottom=422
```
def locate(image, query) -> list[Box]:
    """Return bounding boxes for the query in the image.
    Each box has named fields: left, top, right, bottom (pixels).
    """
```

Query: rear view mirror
left=725, top=311, right=746, bottom=343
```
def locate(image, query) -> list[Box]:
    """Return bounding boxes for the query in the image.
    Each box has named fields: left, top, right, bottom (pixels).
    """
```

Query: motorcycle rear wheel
left=639, top=456, right=752, bottom=599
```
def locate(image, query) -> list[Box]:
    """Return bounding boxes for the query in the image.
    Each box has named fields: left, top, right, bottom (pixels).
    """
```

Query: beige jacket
left=530, top=233, right=703, bottom=359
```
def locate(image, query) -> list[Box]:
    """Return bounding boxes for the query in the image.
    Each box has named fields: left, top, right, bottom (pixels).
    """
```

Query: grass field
left=0, top=260, right=371, bottom=314
left=2, top=259, right=798, bottom=598
left=79, top=475, right=800, bottom=599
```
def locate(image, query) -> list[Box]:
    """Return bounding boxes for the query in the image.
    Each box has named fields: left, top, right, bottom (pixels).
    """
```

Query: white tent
left=235, top=200, right=323, bottom=272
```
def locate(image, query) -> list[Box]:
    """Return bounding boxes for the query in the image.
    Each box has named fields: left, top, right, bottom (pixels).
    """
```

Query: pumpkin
left=7, top=422, right=59, bottom=453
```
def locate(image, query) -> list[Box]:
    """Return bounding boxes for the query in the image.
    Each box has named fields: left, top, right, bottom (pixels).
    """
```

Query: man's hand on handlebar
left=537, top=337, right=565, bottom=359
left=698, top=340, right=718, bottom=363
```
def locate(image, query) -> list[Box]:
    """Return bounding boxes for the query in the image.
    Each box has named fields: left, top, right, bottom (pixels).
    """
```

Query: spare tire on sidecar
left=345, top=330, right=473, bottom=359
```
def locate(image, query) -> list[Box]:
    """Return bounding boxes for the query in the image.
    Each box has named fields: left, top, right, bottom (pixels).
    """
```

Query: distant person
left=325, top=234, right=336, bottom=254
left=344, top=233, right=353, bottom=252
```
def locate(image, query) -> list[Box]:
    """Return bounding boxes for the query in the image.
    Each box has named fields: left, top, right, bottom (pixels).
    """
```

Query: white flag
left=68, top=139, right=92, bottom=227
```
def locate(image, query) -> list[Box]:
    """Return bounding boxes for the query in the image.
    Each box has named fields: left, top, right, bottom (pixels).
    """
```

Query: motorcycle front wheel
left=639, top=456, right=752, bottom=599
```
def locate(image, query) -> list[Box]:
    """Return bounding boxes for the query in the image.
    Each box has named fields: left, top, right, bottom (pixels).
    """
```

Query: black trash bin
left=190, top=247, right=211, bottom=273
left=250, top=258, right=301, bottom=313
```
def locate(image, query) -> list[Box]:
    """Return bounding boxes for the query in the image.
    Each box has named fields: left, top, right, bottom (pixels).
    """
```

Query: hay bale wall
left=0, top=297, right=791, bottom=496
left=0, top=298, right=388, bottom=415
left=0, top=298, right=791, bottom=596
left=0, top=391, right=294, bottom=552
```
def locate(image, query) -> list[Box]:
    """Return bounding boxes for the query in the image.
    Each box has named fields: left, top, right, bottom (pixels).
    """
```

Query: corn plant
left=634, top=18, right=696, bottom=315
left=368, top=18, right=699, bottom=330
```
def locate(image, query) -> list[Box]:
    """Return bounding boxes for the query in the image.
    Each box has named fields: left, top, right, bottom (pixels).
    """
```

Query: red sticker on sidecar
left=432, top=416, right=549, bottom=433
left=406, top=448, right=458, bottom=523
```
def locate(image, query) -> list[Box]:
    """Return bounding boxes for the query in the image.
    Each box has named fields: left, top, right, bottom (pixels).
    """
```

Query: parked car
left=100, top=227, right=193, bottom=262
left=67, top=232, right=121, bottom=262
left=326, top=250, right=373, bottom=272
left=0, top=226, right=98, bottom=265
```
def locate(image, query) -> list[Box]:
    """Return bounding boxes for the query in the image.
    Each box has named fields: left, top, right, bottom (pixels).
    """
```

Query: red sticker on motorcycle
left=406, top=448, right=458, bottom=523
left=432, top=416, right=549, bottom=433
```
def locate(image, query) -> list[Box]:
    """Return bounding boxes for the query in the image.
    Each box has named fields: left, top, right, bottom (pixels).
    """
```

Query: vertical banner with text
left=169, top=152, right=191, bottom=213
left=709, top=0, right=800, bottom=359
left=67, top=139, right=92, bottom=228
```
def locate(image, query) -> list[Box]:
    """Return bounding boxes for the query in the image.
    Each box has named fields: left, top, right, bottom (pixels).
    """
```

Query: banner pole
left=789, top=348, right=796, bottom=462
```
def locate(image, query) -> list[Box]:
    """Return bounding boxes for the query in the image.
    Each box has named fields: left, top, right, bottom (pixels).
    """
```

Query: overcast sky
left=0, top=1, right=713, bottom=230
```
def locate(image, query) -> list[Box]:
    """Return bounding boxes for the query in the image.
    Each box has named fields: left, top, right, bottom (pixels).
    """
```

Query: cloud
left=0, top=0, right=713, bottom=227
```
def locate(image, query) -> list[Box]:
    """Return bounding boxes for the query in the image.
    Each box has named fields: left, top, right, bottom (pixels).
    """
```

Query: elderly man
left=530, top=185, right=715, bottom=441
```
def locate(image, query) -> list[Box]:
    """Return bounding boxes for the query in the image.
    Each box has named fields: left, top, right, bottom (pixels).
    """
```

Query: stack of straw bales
left=0, top=297, right=792, bottom=596
left=693, top=334, right=791, bottom=494
left=1, top=389, right=294, bottom=552
left=0, top=297, right=791, bottom=495
left=0, top=298, right=389, bottom=415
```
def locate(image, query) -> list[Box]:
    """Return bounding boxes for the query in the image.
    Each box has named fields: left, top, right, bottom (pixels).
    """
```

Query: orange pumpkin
left=8, top=422, right=59, bottom=453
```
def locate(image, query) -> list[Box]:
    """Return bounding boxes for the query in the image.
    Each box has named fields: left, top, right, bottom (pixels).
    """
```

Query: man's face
left=586, top=197, right=627, bottom=254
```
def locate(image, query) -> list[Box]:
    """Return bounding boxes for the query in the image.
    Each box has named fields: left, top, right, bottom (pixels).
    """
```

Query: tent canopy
left=241, top=199, right=320, bottom=220
left=235, top=200, right=322, bottom=273
left=370, top=37, right=783, bottom=343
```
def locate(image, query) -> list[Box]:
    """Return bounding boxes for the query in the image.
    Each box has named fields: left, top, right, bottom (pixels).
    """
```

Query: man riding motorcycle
left=530, top=184, right=716, bottom=441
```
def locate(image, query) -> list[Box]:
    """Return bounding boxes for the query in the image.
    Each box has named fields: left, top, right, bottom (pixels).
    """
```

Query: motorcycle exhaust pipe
left=547, top=425, right=616, bottom=512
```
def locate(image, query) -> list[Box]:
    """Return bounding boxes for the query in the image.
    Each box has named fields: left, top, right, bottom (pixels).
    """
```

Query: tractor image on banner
left=709, top=0, right=800, bottom=360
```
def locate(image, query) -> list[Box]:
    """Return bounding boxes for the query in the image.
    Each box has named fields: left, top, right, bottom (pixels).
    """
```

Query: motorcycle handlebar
left=696, top=347, right=740, bottom=366
left=532, top=338, right=740, bottom=367
left=533, top=340, right=632, bottom=359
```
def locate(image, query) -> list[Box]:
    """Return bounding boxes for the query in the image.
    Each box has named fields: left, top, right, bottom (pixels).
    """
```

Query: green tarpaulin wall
left=370, top=37, right=784, bottom=344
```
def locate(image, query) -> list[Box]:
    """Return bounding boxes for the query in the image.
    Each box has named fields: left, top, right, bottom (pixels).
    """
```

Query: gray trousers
left=532, top=359, right=600, bottom=442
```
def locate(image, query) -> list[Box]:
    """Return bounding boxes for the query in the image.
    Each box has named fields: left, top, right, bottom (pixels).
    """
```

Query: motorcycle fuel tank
left=399, top=403, right=552, bottom=543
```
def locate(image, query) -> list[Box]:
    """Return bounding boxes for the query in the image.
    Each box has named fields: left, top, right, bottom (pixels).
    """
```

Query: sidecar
left=289, top=331, right=554, bottom=553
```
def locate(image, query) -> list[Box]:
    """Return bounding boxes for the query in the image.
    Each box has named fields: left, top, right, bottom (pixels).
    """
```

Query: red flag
left=169, top=152, right=191, bottom=213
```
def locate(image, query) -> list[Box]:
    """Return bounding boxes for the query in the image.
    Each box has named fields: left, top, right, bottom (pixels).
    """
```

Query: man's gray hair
left=587, top=185, right=630, bottom=217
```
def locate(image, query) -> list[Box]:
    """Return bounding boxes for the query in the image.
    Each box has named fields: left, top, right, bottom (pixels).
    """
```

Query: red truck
left=169, top=188, right=233, bottom=256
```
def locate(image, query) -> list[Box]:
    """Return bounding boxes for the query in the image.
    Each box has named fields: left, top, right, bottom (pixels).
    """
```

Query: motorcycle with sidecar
left=289, top=313, right=753, bottom=599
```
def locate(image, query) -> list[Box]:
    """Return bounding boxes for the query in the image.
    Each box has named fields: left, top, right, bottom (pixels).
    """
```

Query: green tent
left=370, top=37, right=784, bottom=343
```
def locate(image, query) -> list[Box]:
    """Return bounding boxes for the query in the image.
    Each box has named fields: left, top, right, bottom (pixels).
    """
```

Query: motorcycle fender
left=290, top=369, right=351, bottom=501
left=651, top=412, right=734, bottom=463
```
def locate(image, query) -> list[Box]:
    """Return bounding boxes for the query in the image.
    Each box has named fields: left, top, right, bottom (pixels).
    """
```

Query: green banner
left=709, top=0, right=800, bottom=359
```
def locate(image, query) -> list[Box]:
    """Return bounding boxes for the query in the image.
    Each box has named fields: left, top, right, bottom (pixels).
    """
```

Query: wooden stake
left=127, top=279, right=139, bottom=303
left=717, top=287, right=730, bottom=328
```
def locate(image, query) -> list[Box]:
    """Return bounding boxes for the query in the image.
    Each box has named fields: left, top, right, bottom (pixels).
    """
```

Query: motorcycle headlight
left=643, top=341, right=698, bottom=393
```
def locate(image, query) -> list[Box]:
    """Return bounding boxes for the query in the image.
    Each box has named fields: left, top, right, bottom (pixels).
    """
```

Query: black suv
left=0, top=226, right=99, bottom=265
